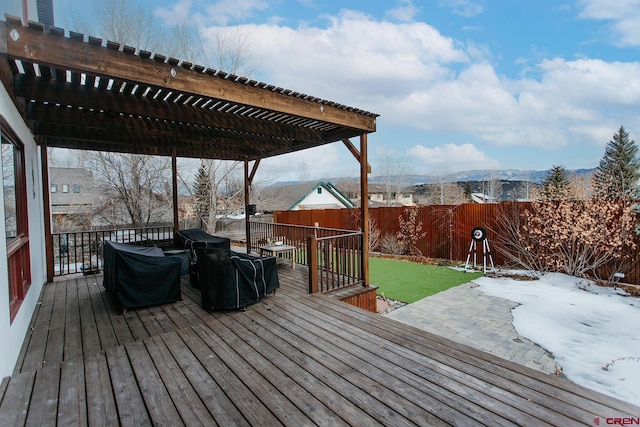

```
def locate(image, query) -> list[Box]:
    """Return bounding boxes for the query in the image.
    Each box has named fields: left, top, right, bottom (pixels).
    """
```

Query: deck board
left=125, top=341, right=184, bottom=426
left=145, top=335, right=216, bottom=425
left=1, top=267, right=638, bottom=426
left=84, top=353, right=119, bottom=426
left=303, top=292, right=640, bottom=416
left=105, top=345, right=149, bottom=425
left=77, top=277, right=102, bottom=357
left=25, top=364, right=60, bottom=427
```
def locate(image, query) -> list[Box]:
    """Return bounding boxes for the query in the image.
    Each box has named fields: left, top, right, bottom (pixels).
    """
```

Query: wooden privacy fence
left=275, top=203, right=640, bottom=286
left=274, top=204, right=511, bottom=262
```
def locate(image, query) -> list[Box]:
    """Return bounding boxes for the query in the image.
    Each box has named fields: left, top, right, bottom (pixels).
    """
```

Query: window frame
left=1, top=116, right=31, bottom=322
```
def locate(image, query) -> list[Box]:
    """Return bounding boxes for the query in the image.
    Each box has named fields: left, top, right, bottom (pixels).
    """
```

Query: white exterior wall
left=0, top=82, right=47, bottom=378
left=291, top=187, right=349, bottom=210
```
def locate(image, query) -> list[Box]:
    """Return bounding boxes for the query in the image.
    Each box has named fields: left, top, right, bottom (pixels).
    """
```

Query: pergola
left=0, top=16, right=378, bottom=283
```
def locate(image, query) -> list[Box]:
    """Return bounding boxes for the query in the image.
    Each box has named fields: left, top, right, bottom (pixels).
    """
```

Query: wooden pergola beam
left=3, top=19, right=376, bottom=133
left=18, top=79, right=331, bottom=144
left=342, top=138, right=372, bottom=173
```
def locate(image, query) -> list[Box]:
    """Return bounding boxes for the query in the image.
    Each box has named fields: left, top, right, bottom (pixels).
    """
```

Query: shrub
left=397, top=207, right=426, bottom=255
left=379, top=233, right=406, bottom=255
left=495, top=200, right=637, bottom=279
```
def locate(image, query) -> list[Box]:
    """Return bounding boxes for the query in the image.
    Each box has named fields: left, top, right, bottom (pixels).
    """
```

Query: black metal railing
left=52, top=226, right=174, bottom=276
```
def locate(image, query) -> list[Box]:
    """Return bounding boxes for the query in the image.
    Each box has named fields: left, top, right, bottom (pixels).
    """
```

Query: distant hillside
left=411, top=180, right=539, bottom=202
left=270, top=168, right=596, bottom=188
left=370, top=168, right=596, bottom=186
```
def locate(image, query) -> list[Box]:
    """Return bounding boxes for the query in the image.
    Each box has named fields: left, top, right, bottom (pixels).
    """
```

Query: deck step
left=325, top=284, right=378, bottom=312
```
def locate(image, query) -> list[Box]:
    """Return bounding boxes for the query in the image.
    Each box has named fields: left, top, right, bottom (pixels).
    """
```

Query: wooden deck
left=1, top=266, right=638, bottom=426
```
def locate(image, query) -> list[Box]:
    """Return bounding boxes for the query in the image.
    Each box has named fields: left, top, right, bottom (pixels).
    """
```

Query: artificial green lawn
left=369, top=257, right=483, bottom=303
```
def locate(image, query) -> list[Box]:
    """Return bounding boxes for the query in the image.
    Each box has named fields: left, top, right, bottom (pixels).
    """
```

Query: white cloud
left=438, top=0, right=485, bottom=18
left=408, top=143, right=499, bottom=171
left=385, top=0, right=420, bottom=23
left=154, top=0, right=193, bottom=25
left=172, top=5, right=640, bottom=171
left=247, top=10, right=468, bottom=103
left=259, top=144, right=360, bottom=182
left=204, top=0, right=269, bottom=25
left=578, top=0, right=640, bottom=46
left=158, top=0, right=269, bottom=26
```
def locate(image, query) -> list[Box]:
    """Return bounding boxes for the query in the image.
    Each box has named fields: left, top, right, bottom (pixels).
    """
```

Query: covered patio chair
left=177, top=229, right=280, bottom=310
left=102, top=240, right=182, bottom=311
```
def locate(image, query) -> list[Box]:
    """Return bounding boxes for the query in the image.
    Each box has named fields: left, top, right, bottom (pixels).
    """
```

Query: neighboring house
left=257, top=181, right=355, bottom=212
left=49, top=167, right=100, bottom=231
left=49, top=167, right=185, bottom=229
left=367, top=183, right=415, bottom=207
left=470, top=192, right=498, bottom=204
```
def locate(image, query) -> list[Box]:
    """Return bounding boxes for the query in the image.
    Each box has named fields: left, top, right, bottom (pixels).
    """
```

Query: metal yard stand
left=465, top=227, right=495, bottom=273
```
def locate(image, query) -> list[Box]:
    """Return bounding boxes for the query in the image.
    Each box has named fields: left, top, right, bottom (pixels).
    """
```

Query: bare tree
left=90, top=152, right=171, bottom=227
left=424, top=181, right=466, bottom=205
left=62, top=0, right=261, bottom=232
left=486, top=172, right=503, bottom=202
left=375, top=151, right=413, bottom=206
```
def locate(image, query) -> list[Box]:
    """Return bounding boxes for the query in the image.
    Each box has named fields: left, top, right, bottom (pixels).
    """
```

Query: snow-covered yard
left=474, top=272, right=640, bottom=406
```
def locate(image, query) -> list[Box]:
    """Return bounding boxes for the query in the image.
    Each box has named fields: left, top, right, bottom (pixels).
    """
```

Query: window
left=51, top=184, right=57, bottom=193
left=1, top=117, right=31, bottom=322
left=73, top=184, right=80, bottom=193
left=317, top=187, right=323, bottom=194
left=62, top=184, right=69, bottom=193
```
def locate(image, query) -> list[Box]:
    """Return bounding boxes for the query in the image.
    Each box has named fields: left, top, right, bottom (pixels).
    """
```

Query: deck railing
left=249, top=221, right=364, bottom=293
left=52, top=226, right=174, bottom=277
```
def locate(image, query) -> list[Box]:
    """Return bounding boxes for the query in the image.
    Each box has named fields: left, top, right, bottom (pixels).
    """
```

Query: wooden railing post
left=307, top=234, right=318, bottom=293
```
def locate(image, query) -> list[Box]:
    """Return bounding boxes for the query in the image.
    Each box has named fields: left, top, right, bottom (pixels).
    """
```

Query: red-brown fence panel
left=274, top=203, right=640, bottom=286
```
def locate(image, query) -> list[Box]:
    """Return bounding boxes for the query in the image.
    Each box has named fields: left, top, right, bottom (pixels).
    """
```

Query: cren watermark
left=593, top=417, right=640, bottom=425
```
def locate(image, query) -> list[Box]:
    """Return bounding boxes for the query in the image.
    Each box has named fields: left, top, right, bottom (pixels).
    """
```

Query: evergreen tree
left=541, top=165, right=572, bottom=200
left=464, top=182, right=472, bottom=201
left=593, top=126, right=640, bottom=200
left=193, top=162, right=210, bottom=222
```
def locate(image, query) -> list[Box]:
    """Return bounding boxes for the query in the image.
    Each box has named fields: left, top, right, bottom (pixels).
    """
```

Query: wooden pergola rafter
left=0, top=15, right=377, bottom=284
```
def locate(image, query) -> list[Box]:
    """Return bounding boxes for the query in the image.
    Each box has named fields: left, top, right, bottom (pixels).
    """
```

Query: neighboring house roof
left=470, top=192, right=497, bottom=204
left=257, top=181, right=355, bottom=212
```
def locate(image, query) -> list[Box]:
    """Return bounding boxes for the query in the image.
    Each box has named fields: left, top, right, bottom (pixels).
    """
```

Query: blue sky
left=6, top=0, right=640, bottom=180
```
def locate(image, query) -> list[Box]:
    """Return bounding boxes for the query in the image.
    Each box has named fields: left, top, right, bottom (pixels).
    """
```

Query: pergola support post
left=172, top=150, right=179, bottom=245
left=41, top=142, right=54, bottom=282
left=360, top=134, right=369, bottom=287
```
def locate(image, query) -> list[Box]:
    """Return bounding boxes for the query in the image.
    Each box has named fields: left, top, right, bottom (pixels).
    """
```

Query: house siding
left=0, top=82, right=47, bottom=378
left=292, top=187, right=351, bottom=210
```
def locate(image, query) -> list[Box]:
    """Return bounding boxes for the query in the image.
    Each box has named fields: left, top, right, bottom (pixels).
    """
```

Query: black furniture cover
left=195, top=247, right=280, bottom=310
left=176, top=229, right=231, bottom=288
left=176, top=228, right=231, bottom=253
left=103, top=240, right=182, bottom=310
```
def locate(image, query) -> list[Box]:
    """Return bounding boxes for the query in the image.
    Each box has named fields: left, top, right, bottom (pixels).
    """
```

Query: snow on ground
left=473, top=272, right=640, bottom=406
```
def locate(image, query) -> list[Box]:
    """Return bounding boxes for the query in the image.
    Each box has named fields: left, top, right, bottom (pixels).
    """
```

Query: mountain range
left=369, top=168, right=597, bottom=186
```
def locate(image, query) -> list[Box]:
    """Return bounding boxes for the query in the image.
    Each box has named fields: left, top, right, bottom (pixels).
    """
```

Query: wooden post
left=171, top=150, right=179, bottom=246
left=307, top=234, right=318, bottom=293
left=360, top=133, right=369, bottom=287
left=244, top=160, right=251, bottom=254
left=41, top=143, right=54, bottom=282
